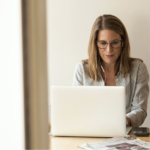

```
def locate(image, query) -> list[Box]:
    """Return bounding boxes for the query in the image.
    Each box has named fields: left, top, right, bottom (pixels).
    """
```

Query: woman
left=72, top=14, right=149, bottom=127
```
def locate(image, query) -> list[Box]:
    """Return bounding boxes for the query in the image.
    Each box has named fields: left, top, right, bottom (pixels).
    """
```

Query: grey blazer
left=72, top=59, right=149, bottom=127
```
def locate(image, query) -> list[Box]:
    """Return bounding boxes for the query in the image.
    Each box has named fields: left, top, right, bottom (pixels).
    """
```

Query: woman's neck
left=101, top=62, right=116, bottom=74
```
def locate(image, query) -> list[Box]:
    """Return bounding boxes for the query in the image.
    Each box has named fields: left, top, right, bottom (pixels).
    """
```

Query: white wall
left=47, top=0, right=150, bottom=127
left=0, top=0, right=24, bottom=149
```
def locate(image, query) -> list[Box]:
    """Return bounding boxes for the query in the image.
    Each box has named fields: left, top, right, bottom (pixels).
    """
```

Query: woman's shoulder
left=130, top=58, right=148, bottom=75
left=74, top=60, right=85, bottom=76
left=131, top=58, right=144, bottom=67
left=75, top=61, right=84, bottom=70
left=75, top=59, right=88, bottom=71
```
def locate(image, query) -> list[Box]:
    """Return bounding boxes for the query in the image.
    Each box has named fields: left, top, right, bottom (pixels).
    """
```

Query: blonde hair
left=82, top=14, right=142, bottom=82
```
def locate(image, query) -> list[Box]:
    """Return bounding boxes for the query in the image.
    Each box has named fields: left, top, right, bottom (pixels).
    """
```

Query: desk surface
left=49, top=129, right=150, bottom=150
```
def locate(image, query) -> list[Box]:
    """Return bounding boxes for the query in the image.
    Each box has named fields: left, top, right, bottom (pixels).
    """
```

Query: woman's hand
left=126, top=116, right=131, bottom=127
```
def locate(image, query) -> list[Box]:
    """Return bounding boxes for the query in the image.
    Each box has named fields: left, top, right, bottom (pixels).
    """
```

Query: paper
left=79, top=135, right=150, bottom=150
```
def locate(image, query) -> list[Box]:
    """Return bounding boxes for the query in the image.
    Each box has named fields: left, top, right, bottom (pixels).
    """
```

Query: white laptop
left=51, top=86, right=132, bottom=137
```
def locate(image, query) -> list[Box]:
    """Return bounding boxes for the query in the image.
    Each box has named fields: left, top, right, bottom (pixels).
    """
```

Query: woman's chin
left=102, top=60, right=117, bottom=65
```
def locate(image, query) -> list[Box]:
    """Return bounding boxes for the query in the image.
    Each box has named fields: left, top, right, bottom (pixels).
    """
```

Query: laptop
left=51, top=86, right=132, bottom=137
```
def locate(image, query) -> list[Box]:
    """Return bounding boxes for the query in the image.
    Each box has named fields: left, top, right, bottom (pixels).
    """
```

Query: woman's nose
left=106, top=43, right=112, bottom=52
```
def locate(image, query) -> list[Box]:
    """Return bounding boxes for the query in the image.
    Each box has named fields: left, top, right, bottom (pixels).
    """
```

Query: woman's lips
left=106, top=55, right=114, bottom=58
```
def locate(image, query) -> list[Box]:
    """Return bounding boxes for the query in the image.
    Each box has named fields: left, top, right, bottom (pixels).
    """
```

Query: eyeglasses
left=96, top=40, right=123, bottom=49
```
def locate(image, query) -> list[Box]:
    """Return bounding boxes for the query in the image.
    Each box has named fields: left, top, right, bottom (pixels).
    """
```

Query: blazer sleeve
left=72, top=61, right=84, bottom=86
left=126, top=62, right=149, bottom=127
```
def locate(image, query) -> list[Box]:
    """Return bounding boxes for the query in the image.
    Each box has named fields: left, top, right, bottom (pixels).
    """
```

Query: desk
left=49, top=129, right=150, bottom=150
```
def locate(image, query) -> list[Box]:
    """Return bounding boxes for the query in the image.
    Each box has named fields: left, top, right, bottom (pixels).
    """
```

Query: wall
left=47, top=0, right=150, bottom=127
left=0, top=0, right=24, bottom=149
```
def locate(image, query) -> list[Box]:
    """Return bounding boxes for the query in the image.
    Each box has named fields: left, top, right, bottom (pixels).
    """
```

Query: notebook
left=51, top=86, right=132, bottom=137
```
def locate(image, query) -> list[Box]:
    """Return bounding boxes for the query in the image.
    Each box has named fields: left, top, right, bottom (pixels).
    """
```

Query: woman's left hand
left=126, top=116, right=131, bottom=127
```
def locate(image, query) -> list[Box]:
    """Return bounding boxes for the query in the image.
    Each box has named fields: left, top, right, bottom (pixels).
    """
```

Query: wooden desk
left=49, top=129, right=150, bottom=150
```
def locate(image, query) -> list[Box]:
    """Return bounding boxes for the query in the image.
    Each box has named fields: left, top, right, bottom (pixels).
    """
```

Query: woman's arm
left=126, top=62, right=149, bottom=127
left=126, top=116, right=131, bottom=127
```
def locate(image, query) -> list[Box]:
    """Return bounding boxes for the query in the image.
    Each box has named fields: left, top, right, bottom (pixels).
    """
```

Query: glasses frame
left=95, top=40, right=123, bottom=49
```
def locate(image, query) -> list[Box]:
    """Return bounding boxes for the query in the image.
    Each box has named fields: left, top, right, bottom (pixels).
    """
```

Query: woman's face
left=97, top=29, right=122, bottom=66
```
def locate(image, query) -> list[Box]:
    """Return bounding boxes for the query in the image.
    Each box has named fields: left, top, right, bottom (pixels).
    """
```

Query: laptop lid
left=51, top=86, right=126, bottom=137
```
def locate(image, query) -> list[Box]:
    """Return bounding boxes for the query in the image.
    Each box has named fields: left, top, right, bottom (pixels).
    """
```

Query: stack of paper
left=79, top=135, right=150, bottom=150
